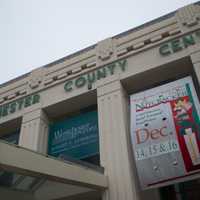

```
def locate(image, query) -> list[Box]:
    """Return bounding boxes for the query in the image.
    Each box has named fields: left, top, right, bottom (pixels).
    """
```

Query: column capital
left=175, top=4, right=200, bottom=34
left=95, top=38, right=117, bottom=67
left=27, top=67, right=46, bottom=92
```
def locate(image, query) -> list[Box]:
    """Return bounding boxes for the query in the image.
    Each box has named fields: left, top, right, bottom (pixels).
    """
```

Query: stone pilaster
left=97, top=76, right=141, bottom=200
left=190, top=44, right=200, bottom=85
left=19, top=106, right=49, bottom=154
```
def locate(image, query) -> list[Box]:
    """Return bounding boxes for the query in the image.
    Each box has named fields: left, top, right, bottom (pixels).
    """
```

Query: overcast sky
left=0, top=0, right=198, bottom=85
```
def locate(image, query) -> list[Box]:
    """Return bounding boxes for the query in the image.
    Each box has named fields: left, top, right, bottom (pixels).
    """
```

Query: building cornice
left=0, top=2, right=199, bottom=106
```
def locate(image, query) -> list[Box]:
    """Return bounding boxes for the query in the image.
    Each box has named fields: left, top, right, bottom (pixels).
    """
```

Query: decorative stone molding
left=0, top=98, right=4, bottom=104
left=116, top=28, right=181, bottom=58
left=86, top=61, right=96, bottom=68
left=44, top=78, right=54, bottom=86
left=150, top=35, right=163, bottom=43
left=169, top=29, right=181, bottom=36
left=175, top=4, right=200, bottom=32
left=28, top=67, right=46, bottom=91
left=7, top=93, right=16, bottom=100
left=96, top=38, right=117, bottom=65
left=72, top=67, right=82, bottom=74
left=57, top=73, right=67, bottom=80
left=134, top=42, right=145, bottom=49
left=117, top=48, right=128, bottom=57
left=18, top=89, right=27, bottom=95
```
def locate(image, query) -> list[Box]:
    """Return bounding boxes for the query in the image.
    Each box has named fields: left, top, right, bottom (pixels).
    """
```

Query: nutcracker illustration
left=173, top=98, right=200, bottom=166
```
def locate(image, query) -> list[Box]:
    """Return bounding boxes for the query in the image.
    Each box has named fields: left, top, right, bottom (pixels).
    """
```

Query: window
left=48, top=105, right=100, bottom=165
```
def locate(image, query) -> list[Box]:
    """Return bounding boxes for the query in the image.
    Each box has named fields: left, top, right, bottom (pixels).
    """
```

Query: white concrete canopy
left=0, top=141, right=108, bottom=191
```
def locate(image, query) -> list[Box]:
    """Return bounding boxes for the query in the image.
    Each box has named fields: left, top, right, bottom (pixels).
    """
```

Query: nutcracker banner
left=130, top=76, right=200, bottom=189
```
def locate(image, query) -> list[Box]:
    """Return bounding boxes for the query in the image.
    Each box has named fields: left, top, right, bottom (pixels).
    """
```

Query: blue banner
left=48, top=110, right=99, bottom=160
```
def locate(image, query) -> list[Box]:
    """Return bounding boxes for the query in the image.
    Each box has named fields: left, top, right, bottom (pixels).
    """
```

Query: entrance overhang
left=0, top=141, right=108, bottom=190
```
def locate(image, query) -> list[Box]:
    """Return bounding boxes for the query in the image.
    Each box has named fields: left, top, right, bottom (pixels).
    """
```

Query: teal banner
left=48, top=110, right=99, bottom=160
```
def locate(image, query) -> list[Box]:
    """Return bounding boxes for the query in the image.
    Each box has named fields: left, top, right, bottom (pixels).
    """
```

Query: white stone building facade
left=1, top=2, right=200, bottom=200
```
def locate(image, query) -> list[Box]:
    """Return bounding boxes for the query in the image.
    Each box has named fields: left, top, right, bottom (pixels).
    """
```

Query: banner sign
left=130, top=76, right=200, bottom=189
left=48, top=110, right=99, bottom=160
